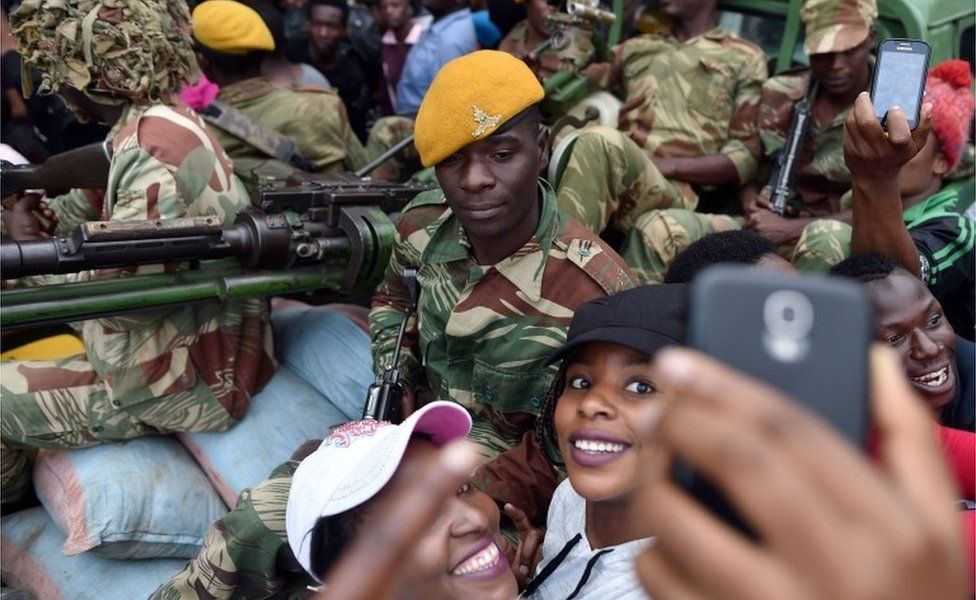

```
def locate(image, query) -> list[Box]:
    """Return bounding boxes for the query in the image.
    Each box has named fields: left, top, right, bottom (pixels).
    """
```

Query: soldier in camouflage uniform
left=152, top=50, right=635, bottom=599
left=0, top=0, right=276, bottom=504
left=745, top=0, right=877, bottom=269
left=590, top=0, right=879, bottom=281
left=191, top=0, right=417, bottom=183
left=497, top=0, right=561, bottom=80
left=553, top=0, right=767, bottom=283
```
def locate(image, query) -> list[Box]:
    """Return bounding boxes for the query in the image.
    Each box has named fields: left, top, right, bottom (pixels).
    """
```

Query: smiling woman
left=526, top=284, right=688, bottom=599
left=286, top=402, right=519, bottom=599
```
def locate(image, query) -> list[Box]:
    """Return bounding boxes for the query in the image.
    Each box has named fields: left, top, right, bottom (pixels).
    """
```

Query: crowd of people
left=0, top=0, right=973, bottom=597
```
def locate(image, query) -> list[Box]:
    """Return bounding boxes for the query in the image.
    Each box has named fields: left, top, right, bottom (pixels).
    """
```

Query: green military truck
left=716, top=0, right=974, bottom=73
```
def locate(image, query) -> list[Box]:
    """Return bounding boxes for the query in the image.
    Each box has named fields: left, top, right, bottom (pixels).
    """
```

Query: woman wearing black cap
left=525, top=284, right=687, bottom=599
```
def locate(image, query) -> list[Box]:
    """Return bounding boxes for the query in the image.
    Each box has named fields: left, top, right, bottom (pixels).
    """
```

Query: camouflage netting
left=10, top=0, right=199, bottom=106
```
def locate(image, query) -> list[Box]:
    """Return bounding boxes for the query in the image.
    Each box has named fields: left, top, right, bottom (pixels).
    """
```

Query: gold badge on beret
left=472, top=105, right=502, bottom=138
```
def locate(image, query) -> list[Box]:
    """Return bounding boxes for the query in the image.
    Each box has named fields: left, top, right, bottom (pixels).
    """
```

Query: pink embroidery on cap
left=325, top=420, right=391, bottom=448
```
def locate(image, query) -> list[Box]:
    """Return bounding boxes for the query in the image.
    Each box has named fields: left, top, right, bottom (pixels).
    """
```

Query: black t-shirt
left=908, top=188, right=975, bottom=341
left=287, top=39, right=373, bottom=142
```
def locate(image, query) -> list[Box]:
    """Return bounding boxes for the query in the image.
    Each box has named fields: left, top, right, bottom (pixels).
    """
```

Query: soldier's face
left=809, top=36, right=872, bottom=97
left=435, top=116, right=548, bottom=263
left=390, top=440, right=518, bottom=600
left=309, top=5, right=346, bottom=55
left=526, top=0, right=552, bottom=35
left=555, top=343, right=670, bottom=504
left=868, top=271, right=957, bottom=416
left=658, top=0, right=718, bottom=21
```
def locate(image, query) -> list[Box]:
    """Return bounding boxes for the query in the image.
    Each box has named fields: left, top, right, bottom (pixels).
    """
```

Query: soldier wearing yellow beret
left=371, top=49, right=636, bottom=489
left=191, top=0, right=369, bottom=176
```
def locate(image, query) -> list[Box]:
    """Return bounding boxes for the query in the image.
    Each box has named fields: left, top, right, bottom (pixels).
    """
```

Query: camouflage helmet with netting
left=10, top=0, right=199, bottom=107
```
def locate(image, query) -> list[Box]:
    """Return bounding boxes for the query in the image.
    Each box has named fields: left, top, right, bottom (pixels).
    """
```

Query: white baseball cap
left=286, top=401, right=473, bottom=580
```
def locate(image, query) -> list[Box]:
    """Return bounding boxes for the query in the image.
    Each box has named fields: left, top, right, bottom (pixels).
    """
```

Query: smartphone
left=870, top=38, right=931, bottom=130
left=673, top=266, right=874, bottom=537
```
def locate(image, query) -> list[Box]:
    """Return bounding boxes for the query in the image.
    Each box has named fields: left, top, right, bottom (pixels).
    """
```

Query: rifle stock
left=1, top=142, right=111, bottom=197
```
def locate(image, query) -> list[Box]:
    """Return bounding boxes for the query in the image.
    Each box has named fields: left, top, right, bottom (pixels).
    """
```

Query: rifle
left=0, top=180, right=432, bottom=329
left=767, top=92, right=813, bottom=216
left=1, top=142, right=112, bottom=198
left=362, top=267, right=419, bottom=422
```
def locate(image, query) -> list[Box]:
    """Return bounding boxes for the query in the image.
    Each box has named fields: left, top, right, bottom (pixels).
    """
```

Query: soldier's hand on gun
left=503, top=502, right=544, bottom=588
left=844, top=92, right=933, bottom=183
left=633, top=347, right=967, bottom=600
left=2, top=193, right=57, bottom=241
left=744, top=207, right=804, bottom=246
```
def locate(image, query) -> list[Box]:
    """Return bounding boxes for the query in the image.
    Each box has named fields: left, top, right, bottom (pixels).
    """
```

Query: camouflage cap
left=800, top=0, right=877, bottom=56
left=10, top=0, right=198, bottom=106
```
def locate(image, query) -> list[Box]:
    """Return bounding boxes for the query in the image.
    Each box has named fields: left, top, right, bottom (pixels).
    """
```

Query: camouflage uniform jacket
left=497, top=20, right=561, bottom=80
left=44, top=101, right=276, bottom=424
left=212, top=77, right=369, bottom=173
left=369, top=181, right=636, bottom=457
left=615, top=27, right=767, bottom=184
left=758, top=68, right=850, bottom=216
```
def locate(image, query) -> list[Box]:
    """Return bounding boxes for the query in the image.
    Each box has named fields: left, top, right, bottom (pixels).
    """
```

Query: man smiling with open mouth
left=832, top=254, right=974, bottom=431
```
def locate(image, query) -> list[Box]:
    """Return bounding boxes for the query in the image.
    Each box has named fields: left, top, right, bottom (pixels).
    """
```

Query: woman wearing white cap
left=286, top=401, right=520, bottom=599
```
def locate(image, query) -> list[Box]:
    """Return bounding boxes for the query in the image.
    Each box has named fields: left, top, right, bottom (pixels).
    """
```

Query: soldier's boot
left=366, top=116, right=418, bottom=182
left=620, top=208, right=742, bottom=284
left=791, top=218, right=852, bottom=273
left=554, top=126, right=697, bottom=236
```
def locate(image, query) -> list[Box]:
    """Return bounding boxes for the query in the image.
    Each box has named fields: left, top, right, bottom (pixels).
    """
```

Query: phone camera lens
left=763, top=290, right=814, bottom=363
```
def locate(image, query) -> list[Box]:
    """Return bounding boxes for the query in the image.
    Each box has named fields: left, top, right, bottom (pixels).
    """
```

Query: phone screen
left=872, top=49, right=927, bottom=124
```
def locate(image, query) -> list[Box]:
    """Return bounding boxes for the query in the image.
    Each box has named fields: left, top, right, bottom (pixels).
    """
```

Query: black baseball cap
left=543, top=284, right=688, bottom=366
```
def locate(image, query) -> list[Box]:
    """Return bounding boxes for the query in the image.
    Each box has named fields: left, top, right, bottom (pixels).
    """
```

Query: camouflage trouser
left=554, top=126, right=698, bottom=235
left=365, top=116, right=419, bottom=182
left=791, top=218, right=852, bottom=273
left=619, top=208, right=742, bottom=283
left=150, top=451, right=312, bottom=600
left=0, top=355, right=235, bottom=504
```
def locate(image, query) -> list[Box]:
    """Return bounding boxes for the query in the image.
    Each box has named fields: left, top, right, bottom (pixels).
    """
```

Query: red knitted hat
left=925, top=60, right=974, bottom=170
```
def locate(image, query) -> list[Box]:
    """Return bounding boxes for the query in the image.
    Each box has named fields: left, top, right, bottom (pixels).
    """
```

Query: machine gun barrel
left=1, top=180, right=430, bottom=329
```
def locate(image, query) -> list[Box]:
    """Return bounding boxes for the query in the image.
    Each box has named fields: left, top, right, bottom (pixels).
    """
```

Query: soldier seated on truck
left=0, top=0, right=276, bottom=505
left=631, top=0, right=879, bottom=276
left=552, top=0, right=768, bottom=284
left=190, top=0, right=415, bottom=183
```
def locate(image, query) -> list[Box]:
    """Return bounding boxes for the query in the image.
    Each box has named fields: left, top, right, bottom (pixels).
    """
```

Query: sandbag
left=33, top=436, right=228, bottom=559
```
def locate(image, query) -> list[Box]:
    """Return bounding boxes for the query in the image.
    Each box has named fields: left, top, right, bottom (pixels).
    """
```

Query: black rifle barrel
left=0, top=213, right=349, bottom=279
left=769, top=97, right=812, bottom=216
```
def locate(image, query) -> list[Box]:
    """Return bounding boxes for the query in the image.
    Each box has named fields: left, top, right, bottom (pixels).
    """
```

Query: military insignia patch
left=471, top=105, right=502, bottom=138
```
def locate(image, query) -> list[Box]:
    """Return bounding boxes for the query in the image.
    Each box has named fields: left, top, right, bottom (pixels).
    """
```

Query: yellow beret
left=414, top=50, right=545, bottom=167
left=192, top=0, right=275, bottom=55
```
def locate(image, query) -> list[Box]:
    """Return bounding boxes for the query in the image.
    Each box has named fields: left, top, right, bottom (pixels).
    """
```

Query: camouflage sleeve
left=721, top=50, right=768, bottom=185
left=367, top=210, right=424, bottom=385
left=47, top=188, right=102, bottom=233
left=149, top=460, right=309, bottom=600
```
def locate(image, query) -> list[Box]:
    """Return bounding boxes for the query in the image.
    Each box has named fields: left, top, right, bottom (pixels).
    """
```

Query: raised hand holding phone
left=636, top=346, right=967, bottom=600
left=870, top=39, right=931, bottom=130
